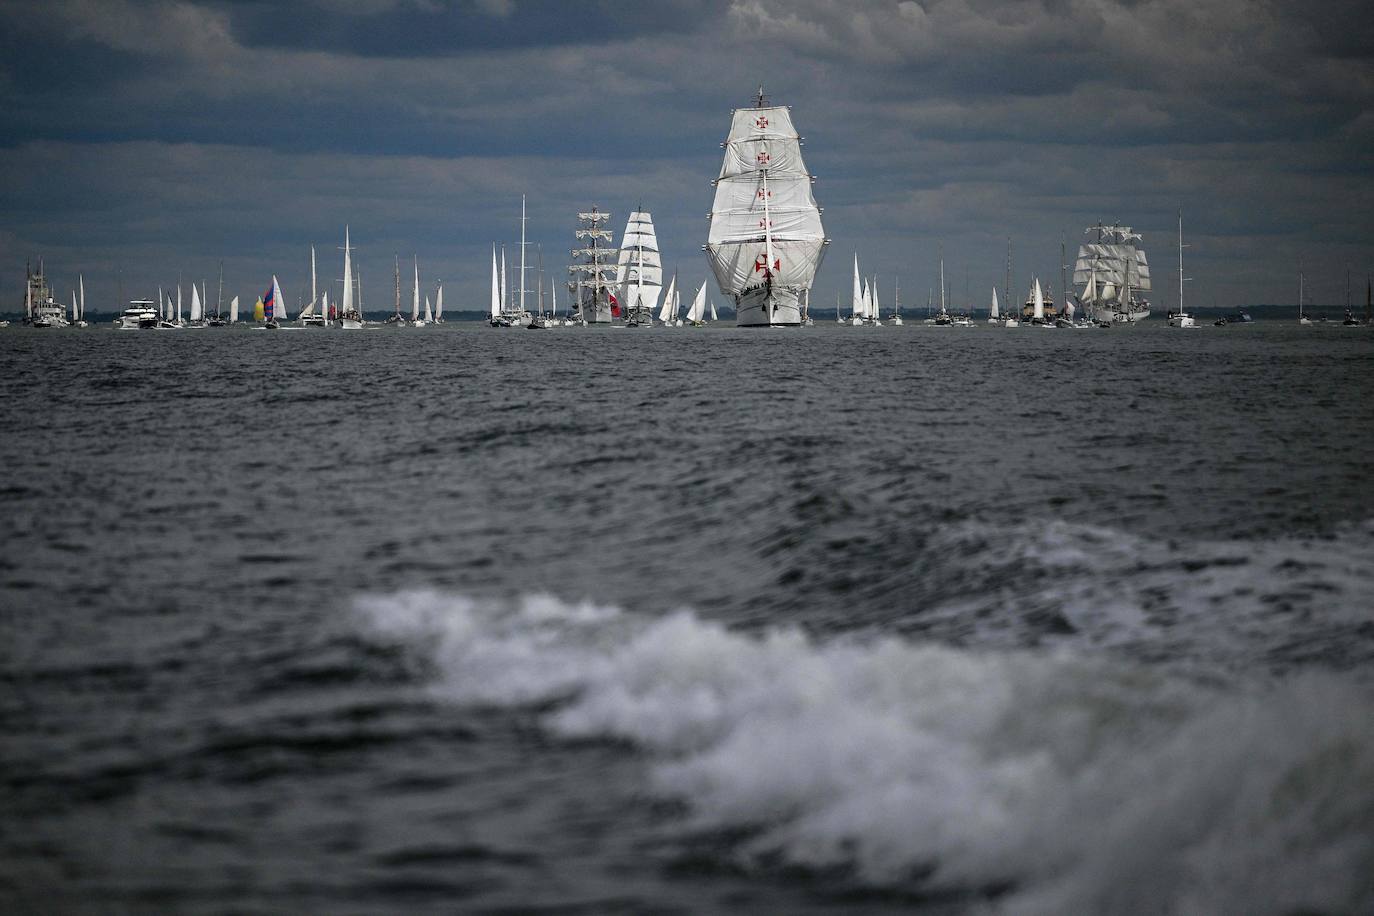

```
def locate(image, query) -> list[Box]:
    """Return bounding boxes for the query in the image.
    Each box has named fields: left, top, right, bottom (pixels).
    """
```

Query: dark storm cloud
left=1, top=0, right=1371, bottom=314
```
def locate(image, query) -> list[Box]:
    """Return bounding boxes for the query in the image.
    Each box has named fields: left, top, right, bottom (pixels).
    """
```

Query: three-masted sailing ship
left=706, top=87, right=828, bottom=327
left=1074, top=223, right=1152, bottom=325
left=615, top=210, right=663, bottom=326
left=569, top=206, right=619, bottom=324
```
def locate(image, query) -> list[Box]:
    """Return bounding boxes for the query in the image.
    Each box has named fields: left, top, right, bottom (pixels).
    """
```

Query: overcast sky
left=2, top=0, right=1371, bottom=314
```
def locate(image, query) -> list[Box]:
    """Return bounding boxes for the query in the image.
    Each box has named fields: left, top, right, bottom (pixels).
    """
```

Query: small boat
left=264, top=275, right=283, bottom=329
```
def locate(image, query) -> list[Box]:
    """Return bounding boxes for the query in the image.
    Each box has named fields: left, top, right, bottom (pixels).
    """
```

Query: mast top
left=755, top=85, right=767, bottom=108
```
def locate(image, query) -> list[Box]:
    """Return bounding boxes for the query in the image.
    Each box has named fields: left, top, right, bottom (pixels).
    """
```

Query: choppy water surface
left=3, top=322, right=1373, bottom=913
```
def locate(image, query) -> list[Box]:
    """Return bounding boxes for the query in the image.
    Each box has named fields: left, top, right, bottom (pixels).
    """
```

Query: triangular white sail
left=490, top=245, right=501, bottom=319
left=229, top=295, right=239, bottom=322
left=500, top=247, right=507, bottom=312
left=424, top=294, right=433, bottom=323
left=271, top=275, right=284, bottom=322
left=687, top=279, right=708, bottom=323
left=709, top=299, right=717, bottom=321
left=435, top=285, right=443, bottom=320
left=321, top=291, right=329, bottom=323
left=851, top=255, right=863, bottom=319
left=1033, top=277, right=1045, bottom=320
left=342, top=227, right=354, bottom=318
left=870, top=278, right=880, bottom=320
left=79, top=275, right=85, bottom=321
left=659, top=274, right=677, bottom=323
left=990, top=287, right=1000, bottom=318
left=176, top=285, right=183, bottom=324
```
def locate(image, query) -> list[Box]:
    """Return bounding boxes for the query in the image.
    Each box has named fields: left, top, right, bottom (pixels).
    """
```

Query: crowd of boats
left=8, top=88, right=1372, bottom=333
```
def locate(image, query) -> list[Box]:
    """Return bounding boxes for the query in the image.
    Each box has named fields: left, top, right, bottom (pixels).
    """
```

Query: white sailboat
left=410, top=257, right=426, bottom=326
left=338, top=228, right=364, bottom=329
left=890, top=279, right=903, bottom=325
left=706, top=87, right=827, bottom=326
left=434, top=284, right=444, bottom=323
left=685, top=278, right=709, bottom=326
left=988, top=286, right=1001, bottom=324
left=1167, top=210, right=1196, bottom=328
left=1075, top=223, right=1151, bottom=324
left=656, top=272, right=677, bottom=327
left=869, top=276, right=883, bottom=326
left=229, top=295, right=239, bottom=323
left=1298, top=258, right=1311, bottom=325
left=489, top=245, right=502, bottom=326
left=1031, top=277, right=1052, bottom=327
left=850, top=256, right=865, bottom=325
left=300, top=245, right=326, bottom=326
left=617, top=210, right=663, bottom=325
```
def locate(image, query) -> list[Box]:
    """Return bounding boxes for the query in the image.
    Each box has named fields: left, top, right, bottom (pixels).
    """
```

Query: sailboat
left=263, top=275, right=283, bottom=329
left=706, top=87, right=827, bottom=327
left=657, top=272, right=678, bottom=327
left=890, top=279, right=903, bottom=325
left=933, top=253, right=953, bottom=325
left=208, top=262, right=227, bottom=326
left=338, top=228, right=364, bottom=329
left=1298, top=258, right=1311, bottom=325
left=869, top=277, right=883, bottom=326
left=409, top=257, right=427, bottom=326
left=617, top=210, right=663, bottom=326
left=228, top=295, right=239, bottom=324
left=1030, top=277, right=1053, bottom=327
left=988, top=287, right=1001, bottom=324
left=300, top=246, right=326, bottom=327
left=685, top=278, right=709, bottom=326
left=1075, top=223, right=1151, bottom=324
left=494, top=197, right=535, bottom=326
left=72, top=274, right=87, bottom=328
left=434, top=284, right=444, bottom=324
left=1167, top=211, right=1196, bottom=328
left=569, top=206, right=617, bottom=324
left=850, top=257, right=865, bottom=325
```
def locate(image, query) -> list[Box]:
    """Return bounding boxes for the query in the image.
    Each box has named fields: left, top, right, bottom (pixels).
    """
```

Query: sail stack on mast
left=1074, top=223, right=1152, bottom=325
left=569, top=206, right=618, bottom=324
left=615, top=210, right=663, bottom=326
left=706, top=87, right=827, bottom=327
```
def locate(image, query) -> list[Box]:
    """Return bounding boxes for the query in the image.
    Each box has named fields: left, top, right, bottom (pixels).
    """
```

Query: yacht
left=116, top=300, right=159, bottom=330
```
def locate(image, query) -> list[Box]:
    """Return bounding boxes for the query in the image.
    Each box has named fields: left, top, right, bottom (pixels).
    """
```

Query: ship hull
left=1089, top=304, right=1151, bottom=325
left=735, top=286, right=802, bottom=327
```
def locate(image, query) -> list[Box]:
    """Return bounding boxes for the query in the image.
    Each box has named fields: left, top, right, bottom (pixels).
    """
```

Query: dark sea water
left=3, top=321, right=1373, bottom=914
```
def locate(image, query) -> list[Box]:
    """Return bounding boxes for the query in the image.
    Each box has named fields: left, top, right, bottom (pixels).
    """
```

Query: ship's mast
left=1005, top=238, right=1011, bottom=319
left=394, top=256, right=401, bottom=318
left=1177, top=210, right=1187, bottom=315
left=519, top=194, right=528, bottom=316
left=939, top=243, right=946, bottom=314
left=1060, top=234, right=1067, bottom=316
left=216, top=261, right=223, bottom=319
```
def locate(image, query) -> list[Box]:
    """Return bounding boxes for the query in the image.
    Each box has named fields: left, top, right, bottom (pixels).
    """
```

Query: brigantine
left=569, top=206, right=618, bottom=324
left=706, top=87, right=828, bottom=327
left=1075, top=222, right=1152, bottom=325
left=616, top=210, right=663, bottom=326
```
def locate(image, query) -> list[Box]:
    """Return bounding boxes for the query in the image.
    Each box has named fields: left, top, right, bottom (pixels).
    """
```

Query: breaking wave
left=359, top=591, right=1374, bottom=914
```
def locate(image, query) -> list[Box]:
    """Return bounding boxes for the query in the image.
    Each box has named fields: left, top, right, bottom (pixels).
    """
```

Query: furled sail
left=706, top=92, right=827, bottom=325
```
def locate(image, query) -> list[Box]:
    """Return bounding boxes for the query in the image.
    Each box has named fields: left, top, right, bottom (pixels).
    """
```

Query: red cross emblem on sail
left=754, top=116, right=768, bottom=129
left=755, top=188, right=771, bottom=200
left=757, top=218, right=773, bottom=229
left=753, top=254, right=781, bottom=274
left=755, top=150, right=771, bottom=165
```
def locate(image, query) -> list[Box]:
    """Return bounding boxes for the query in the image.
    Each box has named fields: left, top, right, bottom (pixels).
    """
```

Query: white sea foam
left=359, top=590, right=1374, bottom=914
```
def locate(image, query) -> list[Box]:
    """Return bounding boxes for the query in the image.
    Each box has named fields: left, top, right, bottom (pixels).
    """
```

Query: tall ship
left=706, top=87, right=828, bottom=327
left=615, top=210, right=663, bottom=326
left=569, top=206, right=619, bottom=324
left=1074, top=222, right=1151, bottom=324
